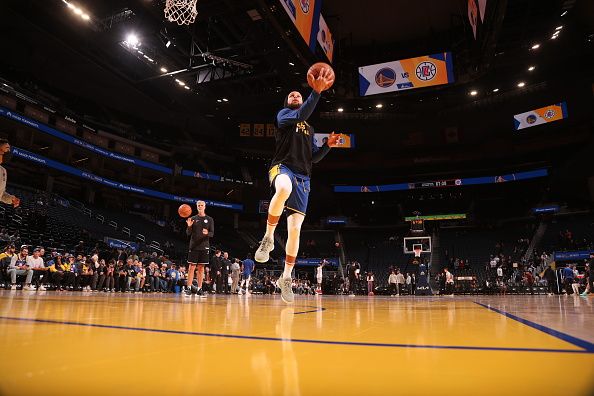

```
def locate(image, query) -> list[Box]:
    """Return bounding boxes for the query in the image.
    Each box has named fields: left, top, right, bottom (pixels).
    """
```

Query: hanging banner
left=478, top=0, right=487, bottom=22
left=239, top=123, right=251, bottom=136
left=468, top=0, right=478, bottom=39
left=317, top=13, right=334, bottom=63
left=358, top=52, right=454, bottom=96
left=513, top=102, right=568, bottom=130
left=279, top=0, right=322, bottom=52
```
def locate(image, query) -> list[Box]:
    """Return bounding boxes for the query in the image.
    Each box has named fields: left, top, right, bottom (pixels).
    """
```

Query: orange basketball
left=307, top=62, right=335, bottom=90
left=178, top=204, right=192, bottom=218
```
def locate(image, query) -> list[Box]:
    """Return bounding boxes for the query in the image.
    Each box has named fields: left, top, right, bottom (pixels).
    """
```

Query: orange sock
left=265, top=214, right=280, bottom=238
left=283, top=255, right=296, bottom=278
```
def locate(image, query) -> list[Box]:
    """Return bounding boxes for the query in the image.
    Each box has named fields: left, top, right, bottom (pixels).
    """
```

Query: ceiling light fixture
left=531, top=44, right=540, bottom=50
left=555, top=26, right=563, bottom=30
left=337, top=108, right=344, bottom=112
left=517, top=82, right=525, bottom=88
left=560, top=11, right=567, bottom=17
left=528, top=66, right=535, bottom=71
left=160, top=67, right=168, bottom=73
left=470, top=90, right=478, bottom=96
left=126, top=33, right=140, bottom=47
left=376, top=104, right=383, bottom=108
left=492, top=88, right=499, bottom=92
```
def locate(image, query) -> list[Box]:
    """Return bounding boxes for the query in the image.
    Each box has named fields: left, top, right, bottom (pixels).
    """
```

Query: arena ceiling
left=0, top=0, right=591, bottom=134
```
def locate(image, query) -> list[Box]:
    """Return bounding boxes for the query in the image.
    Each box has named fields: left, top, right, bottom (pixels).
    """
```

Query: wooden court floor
left=0, top=291, right=593, bottom=395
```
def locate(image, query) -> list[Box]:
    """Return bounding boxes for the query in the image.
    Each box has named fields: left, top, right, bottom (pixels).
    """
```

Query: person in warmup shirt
left=254, top=67, right=338, bottom=304
left=240, top=253, right=255, bottom=295
left=366, top=271, right=375, bottom=295
left=315, top=260, right=326, bottom=295
left=444, top=268, right=455, bottom=296
left=388, top=270, right=398, bottom=296
left=185, top=200, right=214, bottom=298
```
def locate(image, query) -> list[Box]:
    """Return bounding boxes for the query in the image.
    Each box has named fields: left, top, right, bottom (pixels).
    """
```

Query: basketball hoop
left=414, top=247, right=422, bottom=258
left=164, top=0, right=198, bottom=25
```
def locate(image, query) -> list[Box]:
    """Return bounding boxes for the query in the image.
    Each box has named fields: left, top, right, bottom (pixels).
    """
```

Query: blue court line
left=474, top=302, right=594, bottom=353
left=0, top=315, right=591, bottom=354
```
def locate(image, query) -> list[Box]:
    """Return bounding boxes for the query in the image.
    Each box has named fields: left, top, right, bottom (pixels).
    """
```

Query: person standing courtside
left=185, top=200, right=214, bottom=298
left=240, top=253, right=255, bottom=295
left=0, top=138, right=20, bottom=208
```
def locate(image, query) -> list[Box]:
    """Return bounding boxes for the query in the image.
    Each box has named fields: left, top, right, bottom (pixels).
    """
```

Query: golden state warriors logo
left=415, top=61, right=436, bottom=81
left=375, top=68, right=396, bottom=88
left=526, top=115, right=537, bottom=124
left=296, top=122, right=309, bottom=135
left=544, top=108, right=556, bottom=119
left=300, top=0, right=310, bottom=13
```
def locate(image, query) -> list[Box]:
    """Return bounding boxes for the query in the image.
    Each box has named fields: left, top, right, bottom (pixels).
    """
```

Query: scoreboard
left=410, top=219, right=425, bottom=233
left=408, top=179, right=461, bottom=189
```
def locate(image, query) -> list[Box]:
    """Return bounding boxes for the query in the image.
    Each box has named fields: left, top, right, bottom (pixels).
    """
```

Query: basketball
left=307, top=62, right=335, bottom=90
left=178, top=204, right=192, bottom=218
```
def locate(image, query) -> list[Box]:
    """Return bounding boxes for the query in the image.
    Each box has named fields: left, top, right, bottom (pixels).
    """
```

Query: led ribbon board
left=334, top=168, right=548, bottom=193
left=12, top=147, right=243, bottom=211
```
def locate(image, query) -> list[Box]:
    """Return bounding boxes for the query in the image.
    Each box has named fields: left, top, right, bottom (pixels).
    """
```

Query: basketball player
left=185, top=200, right=214, bottom=298
left=315, top=260, right=326, bottom=294
left=0, top=139, right=20, bottom=208
left=254, top=67, right=338, bottom=303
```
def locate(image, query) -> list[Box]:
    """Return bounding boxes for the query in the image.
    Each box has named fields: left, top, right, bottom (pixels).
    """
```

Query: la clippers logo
left=375, top=68, right=396, bottom=88
left=544, top=108, right=556, bottom=119
left=415, top=61, right=437, bottom=81
left=300, top=0, right=309, bottom=13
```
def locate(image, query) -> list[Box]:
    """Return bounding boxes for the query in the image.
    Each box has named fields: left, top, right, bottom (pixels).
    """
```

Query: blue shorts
left=268, top=164, right=310, bottom=216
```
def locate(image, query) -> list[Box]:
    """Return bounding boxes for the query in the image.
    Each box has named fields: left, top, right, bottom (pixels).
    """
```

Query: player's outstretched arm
left=312, top=132, right=341, bottom=163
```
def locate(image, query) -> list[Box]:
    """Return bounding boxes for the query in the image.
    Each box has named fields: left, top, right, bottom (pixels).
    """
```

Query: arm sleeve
left=207, top=218, right=214, bottom=238
left=276, top=91, right=321, bottom=128
left=312, top=143, right=331, bottom=163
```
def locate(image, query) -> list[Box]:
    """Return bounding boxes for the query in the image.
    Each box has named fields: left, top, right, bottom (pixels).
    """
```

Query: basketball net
left=414, top=247, right=422, bottom=258
left=164, top=0, right=198, bottom=25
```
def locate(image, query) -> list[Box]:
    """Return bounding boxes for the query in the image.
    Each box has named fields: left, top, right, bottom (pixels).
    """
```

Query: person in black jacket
left=185, top=200, right=214, bottom=298
left=220, top=251, right=231, bottom=294
left=543, top=265, right=557, bottom=295
left=210, top=250, right=223, bottom=293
